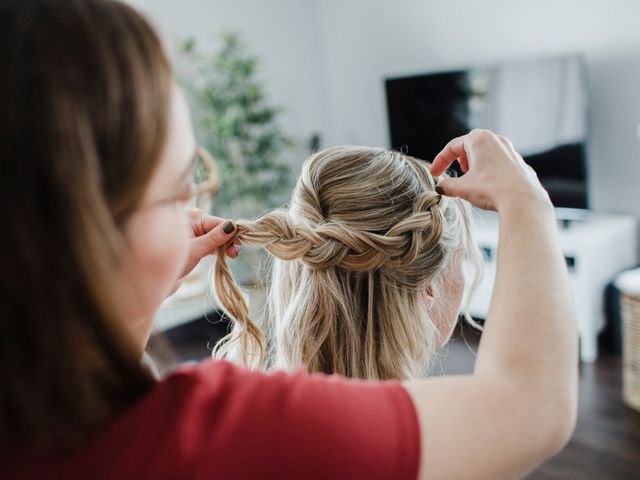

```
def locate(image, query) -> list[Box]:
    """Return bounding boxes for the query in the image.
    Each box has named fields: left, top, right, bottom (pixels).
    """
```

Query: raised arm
left=403, top=129, right=578, bottom=480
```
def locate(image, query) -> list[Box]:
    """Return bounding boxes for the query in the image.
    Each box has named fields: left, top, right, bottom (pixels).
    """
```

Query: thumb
left=436, top=176, right=496, bottom=211
left=178, top=220, right=237, bottom=280
left=192, top=220, right=237, bottom=259
left=435, top=177, right=463, bottom=199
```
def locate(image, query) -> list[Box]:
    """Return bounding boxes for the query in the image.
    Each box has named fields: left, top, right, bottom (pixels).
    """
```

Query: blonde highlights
left=212, top=146, right=481, bottom=379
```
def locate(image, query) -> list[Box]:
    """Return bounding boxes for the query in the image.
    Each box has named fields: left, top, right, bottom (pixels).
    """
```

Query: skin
left=404, top=129, right=577, bottom=480
left=423, top=249, right=465, bottom=347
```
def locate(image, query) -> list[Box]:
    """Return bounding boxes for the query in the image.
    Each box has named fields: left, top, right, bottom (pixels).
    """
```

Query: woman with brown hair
left=0, top=1, right=577, bottom=479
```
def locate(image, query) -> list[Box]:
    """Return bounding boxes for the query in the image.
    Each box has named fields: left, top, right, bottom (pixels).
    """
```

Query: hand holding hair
left=169, top=209, right=241, bottom=296
left=431, top=129, right=551, bottom=212
left=402, top=130, right=577, bottom=480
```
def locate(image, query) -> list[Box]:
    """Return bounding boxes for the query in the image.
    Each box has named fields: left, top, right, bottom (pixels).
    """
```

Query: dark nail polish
left=223, top=221, right=235, bottom=234
left=435, top=185, right=445, bottom=195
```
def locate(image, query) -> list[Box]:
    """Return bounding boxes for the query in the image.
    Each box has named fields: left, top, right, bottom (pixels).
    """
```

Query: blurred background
left=131, top=0, right=640, bottom=217
left=131, top=1, right=640, bottom=478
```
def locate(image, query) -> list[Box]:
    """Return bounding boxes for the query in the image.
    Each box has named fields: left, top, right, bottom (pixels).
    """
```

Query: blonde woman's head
left=213, top=146, right=481, bottom=379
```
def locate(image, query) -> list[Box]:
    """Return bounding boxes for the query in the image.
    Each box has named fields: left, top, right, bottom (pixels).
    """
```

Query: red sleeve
left=168, top=360, right=420, bottom=480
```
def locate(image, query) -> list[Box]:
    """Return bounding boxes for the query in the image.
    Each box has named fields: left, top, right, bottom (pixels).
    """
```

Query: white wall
left=130, top=0, right=640, bottom=218
left=313, top=0, right=640, bottom=217
left=128, top=0, right=331, bottom=173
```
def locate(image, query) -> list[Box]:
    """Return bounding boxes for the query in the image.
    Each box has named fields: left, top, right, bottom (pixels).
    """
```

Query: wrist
left=495, top=182, right=553, bottom=214
left=497, top=192, right=554, bottom=220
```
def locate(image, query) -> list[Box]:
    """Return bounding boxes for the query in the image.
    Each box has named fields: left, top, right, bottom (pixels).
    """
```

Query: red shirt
left=4, top=360, right=420, bottom=479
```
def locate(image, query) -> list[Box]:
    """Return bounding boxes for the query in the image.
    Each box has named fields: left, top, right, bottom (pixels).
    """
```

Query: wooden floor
left=161, top=318, right=640, bottom=480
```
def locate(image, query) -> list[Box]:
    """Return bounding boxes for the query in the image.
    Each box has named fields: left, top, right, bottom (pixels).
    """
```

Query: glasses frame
left=144, top=146, right=220, bottom=210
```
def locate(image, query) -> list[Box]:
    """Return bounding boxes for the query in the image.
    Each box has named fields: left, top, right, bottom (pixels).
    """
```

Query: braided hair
left=212, top=146, right=481, bottom=378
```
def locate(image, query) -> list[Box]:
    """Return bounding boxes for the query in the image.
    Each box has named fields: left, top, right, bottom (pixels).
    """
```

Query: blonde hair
left=212, top=146, right=482, bottom=379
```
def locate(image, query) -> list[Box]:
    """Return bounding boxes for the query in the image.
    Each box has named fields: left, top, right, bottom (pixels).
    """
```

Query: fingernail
left=435, top=185, right=445, bottom=195
left=223, top=221, right=235, bottom=234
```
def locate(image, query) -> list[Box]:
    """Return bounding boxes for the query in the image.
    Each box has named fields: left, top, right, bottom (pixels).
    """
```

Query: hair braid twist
left=212, top=191, right=444, bottom=368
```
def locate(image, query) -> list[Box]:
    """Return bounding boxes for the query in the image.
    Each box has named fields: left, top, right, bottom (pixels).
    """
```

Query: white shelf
left=463, top=208, right=638, bottom=362
left=153, top=280, right=267, bottom=332
left=153, top=282, right=218, bottom=332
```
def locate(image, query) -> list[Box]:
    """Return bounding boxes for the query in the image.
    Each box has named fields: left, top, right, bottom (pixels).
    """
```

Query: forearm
left=474, top=197, right=578, bottom=429
left=408, top=130, right=579, bottom=479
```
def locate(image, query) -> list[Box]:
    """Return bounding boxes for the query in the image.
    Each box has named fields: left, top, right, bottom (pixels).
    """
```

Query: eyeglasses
left=189, top=146, right=220, bottom=207
left=146, top=146, right=220, bottom=210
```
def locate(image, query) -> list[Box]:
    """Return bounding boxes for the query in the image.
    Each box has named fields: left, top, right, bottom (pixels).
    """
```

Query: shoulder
left=152, top=360, right=421, bottom=480
left=2, top=361, right=420, bottom=480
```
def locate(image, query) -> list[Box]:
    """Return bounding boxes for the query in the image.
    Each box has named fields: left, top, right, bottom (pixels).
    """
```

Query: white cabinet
left=463, top=208, right=638, bottom=362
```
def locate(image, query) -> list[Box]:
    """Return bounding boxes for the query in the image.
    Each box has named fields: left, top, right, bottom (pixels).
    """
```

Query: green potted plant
left=177, top=32, right=293, bottom=287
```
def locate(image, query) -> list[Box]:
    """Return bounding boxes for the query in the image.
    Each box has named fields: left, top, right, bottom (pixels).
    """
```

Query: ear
left=421, top=285, right=435, bottom=310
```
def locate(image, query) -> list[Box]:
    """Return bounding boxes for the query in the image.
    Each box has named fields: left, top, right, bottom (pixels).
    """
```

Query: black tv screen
left=385, top=54, right=588, bottom=209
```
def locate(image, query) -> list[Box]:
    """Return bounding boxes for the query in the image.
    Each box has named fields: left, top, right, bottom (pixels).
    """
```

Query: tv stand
left=463, top=208, right=638, bottom=362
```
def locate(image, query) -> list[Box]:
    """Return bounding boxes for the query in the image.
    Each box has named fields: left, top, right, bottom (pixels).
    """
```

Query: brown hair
left=0, top=0, right=172, bottom=446
left=213, top=146, right=482, bottom=379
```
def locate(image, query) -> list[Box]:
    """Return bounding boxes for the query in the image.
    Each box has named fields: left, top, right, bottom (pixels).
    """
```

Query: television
left=384, top=54, right=589, bottom=209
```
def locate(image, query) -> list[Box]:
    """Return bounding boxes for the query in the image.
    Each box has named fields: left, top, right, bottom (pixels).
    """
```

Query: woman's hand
left=169, top=209, right=240, bottom=296
left=406, top=130, right=577, bottom=480
left=430, top=129, right=551, bottom=212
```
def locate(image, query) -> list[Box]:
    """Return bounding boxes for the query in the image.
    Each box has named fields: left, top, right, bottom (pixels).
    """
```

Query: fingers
left=437, top=176, right=497, bottom=211
left=186, top=209, right=242, bottom=260
left=432, top=129, right=504, bottom=176
left=186, top=208, right=227, bottom=237
left=207, top=219, right=237, bottom=248
left=430, top=134, right=469, bottom=176
left=201, top=214, right=230, bottom=234
left=189, top=217, right=238, bottom=261
left=226, top=237, right=241, bottom=259
left=177, top=216, right=240, bottom=281
left=435, top=176, right=465, bottom=200
left=497, top=135, right=523, bottom=163
left=458, top=151, right=469, bottom=173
